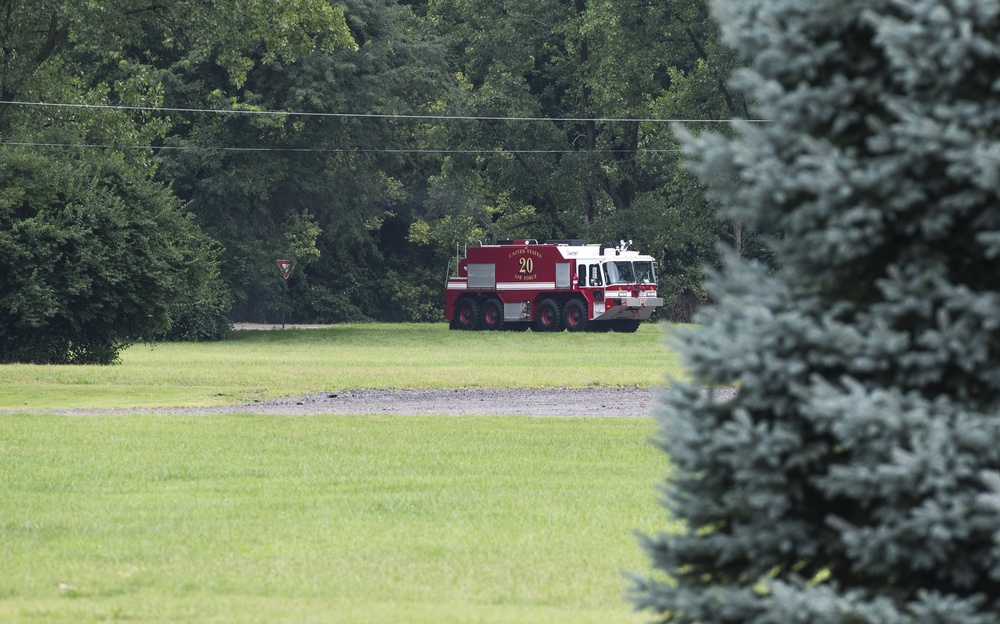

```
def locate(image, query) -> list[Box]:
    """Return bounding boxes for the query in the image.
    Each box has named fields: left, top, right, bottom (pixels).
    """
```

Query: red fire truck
left=445, top=239, right=663, bottom=332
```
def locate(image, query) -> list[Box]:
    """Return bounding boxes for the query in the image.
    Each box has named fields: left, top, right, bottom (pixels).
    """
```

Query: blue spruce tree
left=633, top=1, right=1000, bottom=622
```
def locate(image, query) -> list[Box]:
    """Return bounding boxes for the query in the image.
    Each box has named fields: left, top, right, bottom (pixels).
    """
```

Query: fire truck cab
left=445, top=239, right=663, bottom=332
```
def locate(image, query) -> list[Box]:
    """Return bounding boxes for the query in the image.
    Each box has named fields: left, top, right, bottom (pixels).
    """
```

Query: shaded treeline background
left=0, top=0, right=775, bottom=361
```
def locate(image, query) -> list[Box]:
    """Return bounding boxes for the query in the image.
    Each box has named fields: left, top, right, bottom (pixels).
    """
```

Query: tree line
left=0, top=0, right=762, bottom=363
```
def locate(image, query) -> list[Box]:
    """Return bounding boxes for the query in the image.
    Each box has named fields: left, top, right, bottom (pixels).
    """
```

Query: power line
left=0, top=141, right=684, bottom=154
left=0, top=100, right=767, bottom=124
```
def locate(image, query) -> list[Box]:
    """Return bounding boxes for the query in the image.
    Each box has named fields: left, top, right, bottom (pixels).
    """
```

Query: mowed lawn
left=0, top=323, right=683, bottom=623
left=0, top=323, right=684, bottom=410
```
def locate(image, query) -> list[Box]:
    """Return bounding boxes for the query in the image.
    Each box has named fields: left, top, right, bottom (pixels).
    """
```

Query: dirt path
left=19, top=387, right=662, bottom=417
left=11, top=386, right=742, bottom=417
left=235, top=387, right=661, bottom=417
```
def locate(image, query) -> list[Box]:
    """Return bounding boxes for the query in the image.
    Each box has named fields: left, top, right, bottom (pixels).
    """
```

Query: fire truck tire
left=563, top=299, right=588, bottom=332
left=481, top=299, right=504, bottom=330
left=455, top=299, right=481, bottom=330
left=611, top=319, right=641, bottom=333
left=533, top=298, right=563, bottom=332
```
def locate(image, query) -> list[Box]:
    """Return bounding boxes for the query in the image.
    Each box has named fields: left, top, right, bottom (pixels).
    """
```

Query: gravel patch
left=8, top=386, right=738, bottom=417
left=232, top=323, right=334, bottom=331
left=243, top=387, right=662, bottom=417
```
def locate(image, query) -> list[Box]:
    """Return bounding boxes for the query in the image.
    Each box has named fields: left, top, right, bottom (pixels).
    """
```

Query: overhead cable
left=0, top=100, right=767, bottom=124
left=0, top=141, right=684, bottom=154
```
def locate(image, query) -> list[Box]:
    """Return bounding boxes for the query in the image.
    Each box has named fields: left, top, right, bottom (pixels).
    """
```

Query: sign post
left=276, top=260, right=294, bottom=328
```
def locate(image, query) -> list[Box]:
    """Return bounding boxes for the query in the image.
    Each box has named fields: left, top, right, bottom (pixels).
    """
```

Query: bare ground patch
left=16, top=387, right=664, bottom=417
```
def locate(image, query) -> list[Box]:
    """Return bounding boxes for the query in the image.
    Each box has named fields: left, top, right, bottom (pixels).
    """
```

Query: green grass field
left=0, top=323, right=682, bottom=623
left=0, top=323, right=685, bottom=411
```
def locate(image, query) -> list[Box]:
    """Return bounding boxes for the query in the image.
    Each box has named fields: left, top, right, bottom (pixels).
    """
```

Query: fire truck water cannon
left=445, top=239, right=664, bottom=333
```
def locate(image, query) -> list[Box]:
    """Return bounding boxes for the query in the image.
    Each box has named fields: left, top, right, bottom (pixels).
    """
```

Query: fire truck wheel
left=455, top=299, right=481, bottom=330
left=563, top=299, right=588, bottom=332
left=533, top=298, right=563, bottom=332
left=611, top=319, right=641, bottom=333
left=482, top=299, right=504, bottom=330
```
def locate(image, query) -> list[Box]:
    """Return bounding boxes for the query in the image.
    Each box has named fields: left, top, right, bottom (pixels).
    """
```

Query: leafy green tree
left=0, top=148, right=218, bottom=363
left=634, top=1, right=1000, bottom=622
left=0, top=0, right=355, bottom=344
left=0, top=0, right=352, bottom=113
left=157, top=0, right=448, bottom=323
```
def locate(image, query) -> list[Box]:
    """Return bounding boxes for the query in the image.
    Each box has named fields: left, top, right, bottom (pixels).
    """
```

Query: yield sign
left=276, top=259, right=294, bottom=280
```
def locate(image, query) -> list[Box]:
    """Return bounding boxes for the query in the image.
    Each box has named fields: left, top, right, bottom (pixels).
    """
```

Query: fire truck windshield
left=604, top=261, right=635, bottom=285
left=634, top=261, right=655, bottom=283
left=604, top=260, right=656, bottom=285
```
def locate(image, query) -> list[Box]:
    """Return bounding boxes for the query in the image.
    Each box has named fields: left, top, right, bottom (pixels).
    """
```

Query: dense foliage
left=1, top=0, right=754, bottom=361
left=633, top=1, right=1000, bottom=622
left=156, top=0, right=449, bottom=323
left=0, top=0, right=353, bottom=361
left=0, top=149, right=218, bottom=363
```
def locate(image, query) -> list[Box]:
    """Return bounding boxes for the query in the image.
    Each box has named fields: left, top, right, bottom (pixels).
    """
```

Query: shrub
left=0, top=149, right=222, bottom=363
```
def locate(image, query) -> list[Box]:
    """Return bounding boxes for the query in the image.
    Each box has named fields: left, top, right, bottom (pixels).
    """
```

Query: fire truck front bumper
left=593, top=297, right=663, bottom=321
left=624, top=297, right=662, bottom=308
